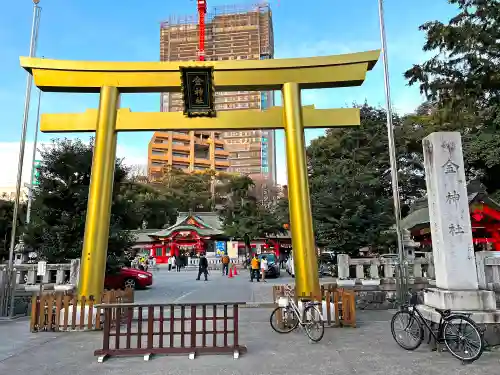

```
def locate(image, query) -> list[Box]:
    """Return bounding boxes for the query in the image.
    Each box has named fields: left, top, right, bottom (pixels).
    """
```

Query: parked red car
left=104, top=267, right=153, bottom=290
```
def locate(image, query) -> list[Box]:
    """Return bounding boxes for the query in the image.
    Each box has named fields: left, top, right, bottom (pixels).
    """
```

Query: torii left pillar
left=78, top=86, right=119, bottom=301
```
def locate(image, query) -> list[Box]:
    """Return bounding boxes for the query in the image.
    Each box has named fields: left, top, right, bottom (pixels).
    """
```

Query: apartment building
left=148, top=3, right=276, bottom=182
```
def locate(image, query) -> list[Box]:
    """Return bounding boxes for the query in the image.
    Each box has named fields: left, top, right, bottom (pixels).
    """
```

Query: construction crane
left=196, top=0, right=207, bottom=61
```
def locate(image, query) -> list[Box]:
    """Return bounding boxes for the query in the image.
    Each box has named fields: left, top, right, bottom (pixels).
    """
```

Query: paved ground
left=136, top=266, right=333, bottom=305
left=1, top=269, right=498, bottom=374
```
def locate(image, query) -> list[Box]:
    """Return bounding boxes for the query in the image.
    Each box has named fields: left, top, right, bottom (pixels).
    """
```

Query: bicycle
left=269, top=285, right=325, bottom=342
left=391, top=289, right=485, bottom=363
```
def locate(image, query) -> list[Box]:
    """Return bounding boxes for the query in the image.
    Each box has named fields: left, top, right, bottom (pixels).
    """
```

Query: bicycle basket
left=278, top=296, right=290, bottom=307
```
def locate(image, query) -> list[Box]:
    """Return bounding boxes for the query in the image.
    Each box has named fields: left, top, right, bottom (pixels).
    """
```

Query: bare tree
left=128, top=164, right=149, bottom=182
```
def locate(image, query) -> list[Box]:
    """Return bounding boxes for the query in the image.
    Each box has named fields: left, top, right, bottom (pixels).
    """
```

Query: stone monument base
left=423, top=287, right=496, bottom=311
left=417, top=304, right=500, bottom=346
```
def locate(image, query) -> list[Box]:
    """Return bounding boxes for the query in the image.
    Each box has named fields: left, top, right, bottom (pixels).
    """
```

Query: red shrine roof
left=401, top=183, right=500, bottom=232
left=148, top=212, right=225, bottom=239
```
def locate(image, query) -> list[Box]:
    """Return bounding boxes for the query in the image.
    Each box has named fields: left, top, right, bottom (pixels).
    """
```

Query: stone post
left=355, top=264, right=364, bottom=279
left=422, top=132, right=495, bottom=310
left=69, top=259, right=80, bottom=287
left=27, top=269, right=36, bottom=284
left=337, top=254, right=349, bottom=279
left=56, top=268, right=66, bottom=285
left=369, top=261, right=379, bottom=279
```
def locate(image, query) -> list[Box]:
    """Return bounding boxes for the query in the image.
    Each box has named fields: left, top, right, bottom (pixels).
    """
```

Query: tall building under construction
left=148, top=3, right=276, bottom=183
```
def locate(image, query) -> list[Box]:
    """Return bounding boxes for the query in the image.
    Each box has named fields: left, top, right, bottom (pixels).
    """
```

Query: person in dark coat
left=197, top=254, right=209, bottom=281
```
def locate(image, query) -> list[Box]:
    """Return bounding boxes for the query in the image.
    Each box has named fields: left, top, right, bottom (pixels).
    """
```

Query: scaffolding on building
left=156, top=2, right=275, bottom=181
left=160, top=2, right=273, bottom=62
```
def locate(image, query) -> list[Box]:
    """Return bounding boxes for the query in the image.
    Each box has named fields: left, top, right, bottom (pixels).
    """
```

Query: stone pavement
left=134, top=266, right=308, bottom=306
left=0, top=318, right=60, bottom=363
left=1, top=270, right=498, bottom=374
left=0, top=309, right=499, bottom=375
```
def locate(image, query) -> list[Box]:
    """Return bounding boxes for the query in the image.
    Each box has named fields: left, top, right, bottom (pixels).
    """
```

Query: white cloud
left=0, top=141, right=40, bottom=187
left=0, top=139, right=147, bottom=187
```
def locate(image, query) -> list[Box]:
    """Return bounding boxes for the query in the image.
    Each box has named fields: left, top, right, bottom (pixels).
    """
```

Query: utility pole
left=26, top=88, right=42, bottom=224
left=377, top=0, right=408, bottom=303
left=3, top=0, right=42, bottom=318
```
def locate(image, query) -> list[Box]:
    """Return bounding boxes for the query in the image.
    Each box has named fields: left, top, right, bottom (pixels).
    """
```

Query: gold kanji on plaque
left=180, top=66, right=216, bottom=117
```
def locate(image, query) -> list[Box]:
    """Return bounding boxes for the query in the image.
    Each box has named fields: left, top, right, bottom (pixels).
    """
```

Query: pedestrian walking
left=148, top=256, right=158, bottom=272
left=221, top=253, right=230, bottom=275
left=260, top=255, right=268, bottom=282
left=197, top=254, right=209, bottom=281
left=176, top=255, right=182, bottom=272
left=250, top=254, right=260, bottom=282
left=131, top=257, right=139, bottom=269
left=167, top=256, right=172, bottom=271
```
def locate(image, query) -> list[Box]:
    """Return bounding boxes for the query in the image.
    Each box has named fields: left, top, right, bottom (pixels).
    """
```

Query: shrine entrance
left=148, top=212, right=227, bottom=263
left=22, top=50, right=379, bottom=300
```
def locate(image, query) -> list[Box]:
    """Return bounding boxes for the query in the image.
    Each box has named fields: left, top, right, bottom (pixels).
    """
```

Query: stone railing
left=475, top=251, right=500, bottom=291
left=0, top=259, right=79, bottom=289
left=336, top=253, right=435, bottom=283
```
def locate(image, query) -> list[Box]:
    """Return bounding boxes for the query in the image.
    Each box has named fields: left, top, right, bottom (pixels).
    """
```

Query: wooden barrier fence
left=30, top=288, right=135, bottom=332
left=272, top=284, right=356, bottom=328
left=94, top=302, right=247, bottom=362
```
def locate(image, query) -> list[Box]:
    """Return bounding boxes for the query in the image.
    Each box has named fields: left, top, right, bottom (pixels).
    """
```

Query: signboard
left=261, top=133, right=269, bottom=175
left=259, top=55, right=271, bottom=177
left=215, top=241, right=226, bottom=257
left=180, top=66, right=216, bottom=118
left=227, top=241, right=238, bottom=259
left=37, top=261, right=47, bottom=276
left=33, top=159, right=42, bottom=186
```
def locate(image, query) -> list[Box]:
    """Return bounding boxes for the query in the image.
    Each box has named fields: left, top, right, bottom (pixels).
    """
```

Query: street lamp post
left=4, top=0, right=42, bottom=318
left=377, top=0, right=408, bottom=303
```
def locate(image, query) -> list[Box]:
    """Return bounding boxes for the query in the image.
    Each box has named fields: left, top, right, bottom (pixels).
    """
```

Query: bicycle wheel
left=270, top=306, right=299, bottom=333
left=303, top=305, right=325, bottom=342
left=391, top=310, right=424, bottom=350
left=443, top=315, right=484, bottom=362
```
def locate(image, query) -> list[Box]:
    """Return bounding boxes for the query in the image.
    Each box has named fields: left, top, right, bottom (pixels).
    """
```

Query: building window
left=151, top=161, right=164, bottom=166
left=155, top=248, right=163, bottom=257
left=152, top=150, right=165, bottom=155
left=172, top=152, right=187, bottom=158
left=154, top=138, right=165, bottom=143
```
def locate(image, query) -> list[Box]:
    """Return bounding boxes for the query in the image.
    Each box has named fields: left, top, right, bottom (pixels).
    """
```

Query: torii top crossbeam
left=20, top=50, right=379, bottom=93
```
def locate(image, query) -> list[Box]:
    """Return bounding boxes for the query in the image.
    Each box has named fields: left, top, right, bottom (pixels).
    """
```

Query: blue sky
left=0, top=0, right=456, bottom=186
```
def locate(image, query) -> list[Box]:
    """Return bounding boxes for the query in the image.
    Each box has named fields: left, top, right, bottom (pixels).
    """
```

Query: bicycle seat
left=435, top=308, right=451, bottom=316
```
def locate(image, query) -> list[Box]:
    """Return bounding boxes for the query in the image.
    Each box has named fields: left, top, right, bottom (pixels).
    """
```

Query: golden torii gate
left=21, top=50, right=379, bottom=300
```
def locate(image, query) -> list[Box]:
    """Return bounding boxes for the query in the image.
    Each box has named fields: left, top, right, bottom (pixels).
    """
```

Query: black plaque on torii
left=180, top=66, right=216, bottom=118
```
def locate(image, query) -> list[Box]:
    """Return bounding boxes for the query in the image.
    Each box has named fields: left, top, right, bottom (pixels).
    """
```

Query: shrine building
left=402, top=182, right=500, bottom=251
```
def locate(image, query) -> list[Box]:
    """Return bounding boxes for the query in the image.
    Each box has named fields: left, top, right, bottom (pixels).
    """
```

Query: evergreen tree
left=218, top=175, right=284, bottom=240
left=405, top=0, right=500, bottom=195
left=0, top=199, right=26, bottom=262
left=307, top=104, right=424, bottom=255
left=23, top=139, right=135, bottom=270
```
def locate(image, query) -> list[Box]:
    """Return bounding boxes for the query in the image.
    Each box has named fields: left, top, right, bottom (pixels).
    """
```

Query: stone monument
left=421, top=132, right=496, bottom=311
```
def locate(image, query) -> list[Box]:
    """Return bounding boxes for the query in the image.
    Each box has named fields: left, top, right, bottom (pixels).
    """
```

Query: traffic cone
left=228, top=266, right=233, bottom=278
left=233, top=265, right=238, bottom=276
